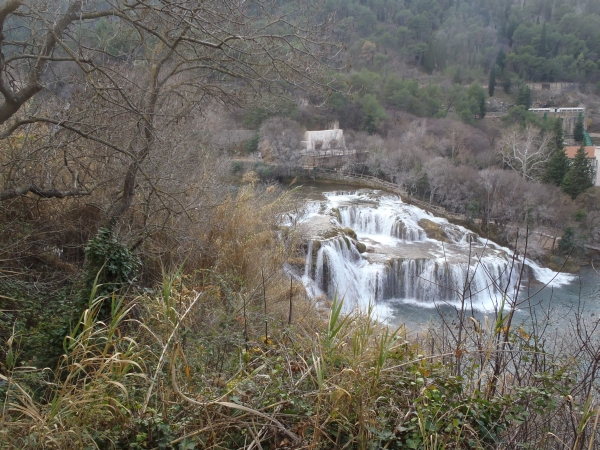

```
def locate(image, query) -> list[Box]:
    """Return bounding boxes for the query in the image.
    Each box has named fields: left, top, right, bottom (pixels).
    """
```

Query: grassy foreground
left=1, top=275, right=600, bottom=449
left=1, top=183, right=599, bottom=449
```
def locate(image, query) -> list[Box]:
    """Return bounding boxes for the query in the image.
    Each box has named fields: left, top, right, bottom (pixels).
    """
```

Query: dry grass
left=1, top=185, right=600, bottom=449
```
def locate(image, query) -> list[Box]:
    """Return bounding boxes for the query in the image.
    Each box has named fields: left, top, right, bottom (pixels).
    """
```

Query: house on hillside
left=565, top=146, right=600, bottom=186
left=300, top=123, right=347, bottom=168
left=302, top=128, right=346, bottom=155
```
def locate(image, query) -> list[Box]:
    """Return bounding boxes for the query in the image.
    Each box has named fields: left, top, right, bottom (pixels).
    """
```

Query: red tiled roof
left=565, top=146, right=595, bottom=158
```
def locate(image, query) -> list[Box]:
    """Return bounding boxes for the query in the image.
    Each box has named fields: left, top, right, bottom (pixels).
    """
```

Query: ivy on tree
left=561, top=144, right=594, bottom=199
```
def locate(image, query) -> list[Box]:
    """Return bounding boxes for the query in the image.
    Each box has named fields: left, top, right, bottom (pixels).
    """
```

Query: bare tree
left=0, top=0, right=342, bottom=230
left=498, top=124, right=551, bottom=181
left=259, top=117, right=305, bottom=171
left=424, top=157, right=451, bottom=204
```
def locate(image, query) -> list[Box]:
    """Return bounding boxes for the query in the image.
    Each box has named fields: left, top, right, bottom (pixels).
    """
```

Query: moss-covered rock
left=312, top=240, right=321, bottom=252
left=331, top=207, right=342, bottom=222
left=546, top=255, right=580, bottom=273
left=418, top=219, right=451, bottom=243
left=356, top=242, right=367, bottom=253
left=342, top=227, right=357, bottom=240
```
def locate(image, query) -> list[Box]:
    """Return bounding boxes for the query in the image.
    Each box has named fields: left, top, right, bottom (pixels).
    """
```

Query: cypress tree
left=543, top=119, right=569, bottom=186
left=574, top=112, right=584, bottom=143
left=423, top=38, right=435, bottom=74
left=539, top=22, right=547, bottom=57
left=488, top=66, right=496, bottom=96
left=496, top=49, right=506, bottom=72
left=561, top=143, right=594, bottom=199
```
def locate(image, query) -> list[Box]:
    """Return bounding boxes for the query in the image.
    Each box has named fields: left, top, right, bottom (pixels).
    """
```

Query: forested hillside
left=311, top=0, right=600, bottom=131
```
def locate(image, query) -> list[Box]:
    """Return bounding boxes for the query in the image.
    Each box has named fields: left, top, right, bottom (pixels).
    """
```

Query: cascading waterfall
left=298, top=190, right=566, bottom=313
left=339, top=205, right=426, bottom=241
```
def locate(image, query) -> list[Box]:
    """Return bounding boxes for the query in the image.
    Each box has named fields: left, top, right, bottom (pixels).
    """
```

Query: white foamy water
left=298, top=190, right=574, bottom=317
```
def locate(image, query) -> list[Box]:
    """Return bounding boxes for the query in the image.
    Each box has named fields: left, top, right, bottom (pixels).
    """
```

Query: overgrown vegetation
left=2, top=257, right=600, bottom=449
left=2, top=0, right=600, bottom=448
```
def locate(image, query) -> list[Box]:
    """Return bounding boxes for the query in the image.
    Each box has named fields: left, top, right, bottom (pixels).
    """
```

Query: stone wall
left=526, top=82, right=580, bottom=94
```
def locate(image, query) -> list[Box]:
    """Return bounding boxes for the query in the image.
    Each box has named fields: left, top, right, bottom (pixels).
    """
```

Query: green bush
left=246, top=133, right=259, bottom=153
left=84, top=228, right=139, bottom=301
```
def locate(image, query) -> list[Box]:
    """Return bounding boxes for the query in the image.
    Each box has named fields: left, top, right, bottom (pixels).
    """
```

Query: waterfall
left=338, top=205, right=426, bottom=241
left=299, top=190, right=571, bottom=313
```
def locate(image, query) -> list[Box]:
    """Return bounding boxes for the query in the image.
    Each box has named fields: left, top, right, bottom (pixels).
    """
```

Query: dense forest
left=305, top=0, right=600, bottom=130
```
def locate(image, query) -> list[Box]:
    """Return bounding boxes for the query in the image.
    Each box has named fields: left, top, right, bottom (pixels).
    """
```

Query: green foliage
left=574, top=113, right=585, bottom=143
left=246, top=132, right=259, bottom=153
left=382, top=76, right=441, bottom=117
left=543, top=119, right=569, bottom=186
left=243, top=107, right=270, bottom=129
left=496, top=49, right=506, bottom=72
left=558, top=226, right=576, bottom=252
left=231, top=161, right=243, bottom=174
left=0, top=280, right=74, bottom=367
left=467, top=82, right=487, bottom=118
left=253, top=162, right=274, bottom=179
left=516, top=84, right=532, bottom=109
left=561, top=144, right=594, bottom=199
left=488, top=66, right=496, bottom=97
left=361, top=93, right=388, bottom=134
left=422, top=38, right=435, bottom=74
left=502, top=105, right=538, bottom=126
left=574, top=209, right=587, bottom=222
left=84, top=228, right=139, bottom=300
left=87, top=18, right=139, bottom=58
left=502, top=74, right=512, bottom=94
left=539, top=22, right=547, bottom=57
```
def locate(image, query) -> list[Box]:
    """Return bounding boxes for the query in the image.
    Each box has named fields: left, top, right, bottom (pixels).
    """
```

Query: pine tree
left=516, top=84, right=532, bottom=109
left=543, top=119, right=569, bottom=186
left=574, top=112, right=584, bottom=143
left=539, top=22, right=547, bottom=57
left=488, top=66, right=496, bottom=96
left=561, top=143, right=594, bottom=199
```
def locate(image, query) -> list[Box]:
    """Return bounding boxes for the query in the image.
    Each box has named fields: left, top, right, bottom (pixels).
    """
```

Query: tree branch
left=0, top=184, right=92, bottom=201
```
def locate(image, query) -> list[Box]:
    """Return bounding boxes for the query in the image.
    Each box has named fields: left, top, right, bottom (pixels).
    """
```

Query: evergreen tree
left=496, top=49, right=506, bottom=72
left=516, top=84, right=532, bottom=109
left=561, top=143, right=594, bottom=199
left=543, top=119, right=569, bottom=186
left=488, top=66, right=496, bottom=96
left=539, top=22, right=547, bottom=57
left=423, top=38, right=435, bottom=74
left=574, top=112, right=584, bottom=143
left=503, top=75, right=512, bottom=94
left=467, top=82, right=486, bottom=118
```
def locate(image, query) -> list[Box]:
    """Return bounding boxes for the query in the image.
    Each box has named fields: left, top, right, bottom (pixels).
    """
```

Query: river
left=289, top=181, right=600, bottom=331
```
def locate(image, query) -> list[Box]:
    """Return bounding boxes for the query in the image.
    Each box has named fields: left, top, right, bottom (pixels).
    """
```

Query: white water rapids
left=292, top=190, right=573, bottom=315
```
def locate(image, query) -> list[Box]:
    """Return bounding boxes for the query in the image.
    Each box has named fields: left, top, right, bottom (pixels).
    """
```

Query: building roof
left=565, top=146, right=595, bottom=158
